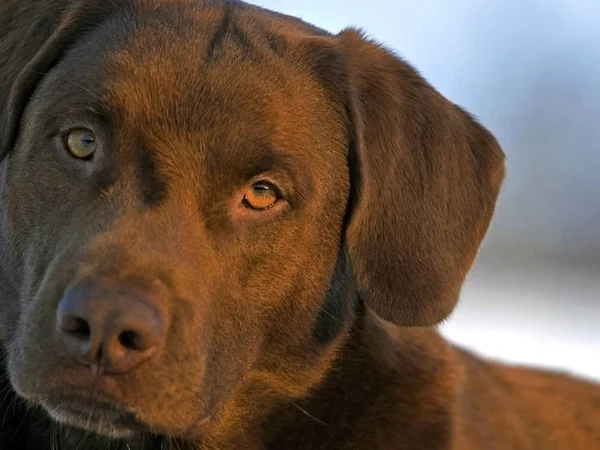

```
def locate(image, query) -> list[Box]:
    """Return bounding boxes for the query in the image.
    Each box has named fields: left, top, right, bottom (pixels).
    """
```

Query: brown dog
left=0, top=1, right=598, bottom=449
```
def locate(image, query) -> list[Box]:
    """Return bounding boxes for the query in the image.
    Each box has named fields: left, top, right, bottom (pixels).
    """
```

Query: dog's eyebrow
left=205, top=142, right=283, bottom=185
left=238, top=145, right=281, bottom=178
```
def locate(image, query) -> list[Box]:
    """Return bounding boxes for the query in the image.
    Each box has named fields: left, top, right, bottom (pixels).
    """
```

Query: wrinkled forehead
left=109, top=6, right=273, bottom=127
left=102, top=3, right=343, bottom=161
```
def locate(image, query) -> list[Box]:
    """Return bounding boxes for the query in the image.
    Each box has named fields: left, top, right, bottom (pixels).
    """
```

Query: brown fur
left=0, top=1, right=598, bottom=449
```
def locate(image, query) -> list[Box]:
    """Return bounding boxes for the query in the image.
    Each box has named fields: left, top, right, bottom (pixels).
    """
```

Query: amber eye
left=64, top=128, right=97, bottom=160
left=243, top=182, right=280, bottom=210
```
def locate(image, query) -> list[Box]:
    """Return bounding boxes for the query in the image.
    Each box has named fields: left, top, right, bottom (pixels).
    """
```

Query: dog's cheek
left=5, top=270, right=69, bottom=398
left=0, top=167, right=16, bottom=345
left=180, top=237, right=288, bottom=412
left=0, top=266, right=20, bottom=344
left=240, top=226, right=345, bottom=364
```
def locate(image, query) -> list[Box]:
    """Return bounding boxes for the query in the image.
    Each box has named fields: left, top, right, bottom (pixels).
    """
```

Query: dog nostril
left=118, top=330, right=148, bottom=352
left=56, top=282, right=165, bottom=373
left=58, top=315, right=91, bottom=339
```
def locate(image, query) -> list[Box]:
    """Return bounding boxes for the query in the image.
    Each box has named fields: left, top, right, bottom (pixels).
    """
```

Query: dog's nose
left=55, top=282, right=164, bottom=374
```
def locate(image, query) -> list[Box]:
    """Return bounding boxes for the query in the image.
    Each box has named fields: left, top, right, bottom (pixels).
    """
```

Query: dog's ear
left=325, top=29, right=505, bottom=327
left=0, top=0, right=121, bottom=162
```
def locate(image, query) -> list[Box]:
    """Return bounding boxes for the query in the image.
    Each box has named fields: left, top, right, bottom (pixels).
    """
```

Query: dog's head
left=0, top=0, right=504, bottom=442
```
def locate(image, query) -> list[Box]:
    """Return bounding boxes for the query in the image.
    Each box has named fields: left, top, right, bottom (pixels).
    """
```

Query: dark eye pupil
left=80, top=135, right=94, bottom=146
left=253, top=184, right=272, bottom=195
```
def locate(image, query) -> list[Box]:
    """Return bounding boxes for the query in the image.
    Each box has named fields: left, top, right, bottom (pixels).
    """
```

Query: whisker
left=9, top=403, right=29, bottom=445
left=290, top=401, right=327, bottom=426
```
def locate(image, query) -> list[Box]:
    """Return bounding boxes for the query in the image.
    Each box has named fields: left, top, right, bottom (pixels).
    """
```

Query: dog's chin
left=42, top=397, right=146, bottom=440
left=41, top=395, right=213, bottom=442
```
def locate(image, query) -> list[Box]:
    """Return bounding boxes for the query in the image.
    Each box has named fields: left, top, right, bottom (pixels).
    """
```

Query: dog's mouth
left=40, top=392, right=213, bottom=441
left=42, top=394, right=147, bottom=439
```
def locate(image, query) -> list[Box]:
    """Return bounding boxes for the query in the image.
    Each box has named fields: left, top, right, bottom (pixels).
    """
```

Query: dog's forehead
left=79, top=2, right=350, bottom=198
left=102, top=3, right=329, bottom=144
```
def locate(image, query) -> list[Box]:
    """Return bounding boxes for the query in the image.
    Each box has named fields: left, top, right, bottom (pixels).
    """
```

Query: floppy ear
left=0, top=0, right=121, bottom=162
left=333, top=29, right=505, bottom=327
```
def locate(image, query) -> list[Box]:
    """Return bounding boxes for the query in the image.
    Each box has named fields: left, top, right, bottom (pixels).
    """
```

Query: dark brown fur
left=0, top=1, right=598, bottom=449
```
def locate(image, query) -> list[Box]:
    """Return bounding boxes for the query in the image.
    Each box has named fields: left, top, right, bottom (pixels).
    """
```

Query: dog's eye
left=64, top=128, right=97, bottom=160
left=243, top=182, right=280, bottom=210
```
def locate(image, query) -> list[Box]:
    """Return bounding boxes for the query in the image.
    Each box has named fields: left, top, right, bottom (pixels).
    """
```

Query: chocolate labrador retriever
left=1, top=0, right=599, bottom=449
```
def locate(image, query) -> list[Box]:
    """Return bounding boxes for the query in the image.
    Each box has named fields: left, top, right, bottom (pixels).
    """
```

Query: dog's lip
left=42, top=392, right=213, bottom=438
left=44, top=393, right=128, bottom=414
left=41, top=393, right=147, bottom=437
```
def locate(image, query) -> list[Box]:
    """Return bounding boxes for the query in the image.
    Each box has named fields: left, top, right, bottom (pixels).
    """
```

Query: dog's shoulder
left=454, top=347, right=600, bottom=448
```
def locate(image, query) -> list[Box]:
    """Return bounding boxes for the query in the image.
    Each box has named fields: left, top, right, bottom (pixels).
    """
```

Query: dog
left=1, top=0, right=599, bottom=449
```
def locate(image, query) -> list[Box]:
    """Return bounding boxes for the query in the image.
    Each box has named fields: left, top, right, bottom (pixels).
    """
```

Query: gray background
left=251, top=0, right=600, bottom=380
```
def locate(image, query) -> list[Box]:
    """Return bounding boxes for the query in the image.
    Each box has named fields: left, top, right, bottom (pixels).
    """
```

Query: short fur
left=0, top=1, right=598, bottom=449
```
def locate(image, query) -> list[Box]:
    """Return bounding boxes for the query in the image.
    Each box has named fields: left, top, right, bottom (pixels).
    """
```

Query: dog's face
left=0, top=0, right=505, bottom=443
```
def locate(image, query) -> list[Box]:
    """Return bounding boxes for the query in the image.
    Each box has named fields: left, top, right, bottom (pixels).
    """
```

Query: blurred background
left=253, top=0, right=600, bottom=381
